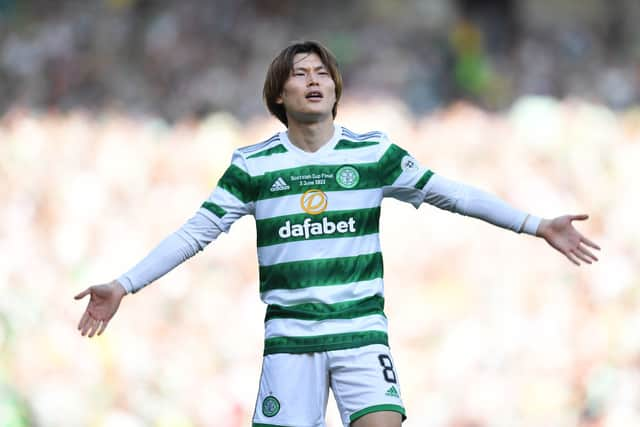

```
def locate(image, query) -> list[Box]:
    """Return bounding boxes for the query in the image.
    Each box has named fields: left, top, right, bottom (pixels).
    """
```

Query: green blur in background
left=1, top=1, right=640, bottom=426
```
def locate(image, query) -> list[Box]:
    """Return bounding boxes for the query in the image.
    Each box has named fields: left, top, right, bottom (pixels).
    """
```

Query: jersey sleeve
left=117, top=212, right=224, bottom=293
left=378, top=137, right=434, bottom=208
left=198, top=150, right=256, bottom=232
left=422, top=174, right=541, bottom=235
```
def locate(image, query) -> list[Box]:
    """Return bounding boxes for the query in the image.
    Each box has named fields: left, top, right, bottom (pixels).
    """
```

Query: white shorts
left=252, top=344, right=406, bottom=427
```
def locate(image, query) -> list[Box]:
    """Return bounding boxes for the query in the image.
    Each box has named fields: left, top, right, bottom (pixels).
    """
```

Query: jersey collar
left=280, top=123, right=342, bottom=158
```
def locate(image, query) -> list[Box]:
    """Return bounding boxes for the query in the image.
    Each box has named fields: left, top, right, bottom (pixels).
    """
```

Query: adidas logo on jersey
left=270, top=177, right=290, bottom=192
left=385, top=386, right=399, bottom=398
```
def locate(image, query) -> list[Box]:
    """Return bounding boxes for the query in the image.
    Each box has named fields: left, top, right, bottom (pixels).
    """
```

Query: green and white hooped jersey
left=199, top=124, right=434, bottom=355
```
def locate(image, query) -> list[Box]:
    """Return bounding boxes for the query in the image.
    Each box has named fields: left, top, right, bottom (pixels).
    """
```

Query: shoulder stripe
left=341, top=128, right=384, bottom=141
left=238, top=134, right=281, bottom=155
left=335, top=139, right=380, bottom=150
left=247, top=143, right=288, bottom=159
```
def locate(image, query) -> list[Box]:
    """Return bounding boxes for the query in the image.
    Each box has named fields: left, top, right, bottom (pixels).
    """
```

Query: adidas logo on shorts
left=270, top=177, right=290, bottom=192
left=385, top=386, right=399, bottom=398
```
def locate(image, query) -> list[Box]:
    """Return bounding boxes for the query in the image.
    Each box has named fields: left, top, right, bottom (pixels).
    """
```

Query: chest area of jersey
left=253, top=163, right=382, bottom=244
left=258, top=163, right=378, bottom=199
left=255, top=163, right=381, bottom=217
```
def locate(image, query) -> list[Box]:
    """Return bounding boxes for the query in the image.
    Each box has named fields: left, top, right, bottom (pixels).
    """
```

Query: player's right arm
left=74, top=150, right=255, bottom=337
left=74, top=211, right=225, bottom=337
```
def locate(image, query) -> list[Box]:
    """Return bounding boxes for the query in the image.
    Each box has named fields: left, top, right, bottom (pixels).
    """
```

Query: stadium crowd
left=1, top=97, right=639, bottom=426
left=2, top=0, right=640, bottom=426
left=0, top=0, right=639, bottom=121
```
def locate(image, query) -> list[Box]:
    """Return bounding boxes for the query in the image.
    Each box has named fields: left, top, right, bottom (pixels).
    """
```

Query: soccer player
left=75, top=41, right=600, bottom=427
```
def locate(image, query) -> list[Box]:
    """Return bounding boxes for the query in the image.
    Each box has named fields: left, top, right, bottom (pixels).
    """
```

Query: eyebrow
left=292, top=65, right=327, bottom=72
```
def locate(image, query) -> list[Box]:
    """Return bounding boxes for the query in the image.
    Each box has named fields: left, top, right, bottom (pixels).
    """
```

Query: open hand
left=537, top=214, right=600, bottom=266
left=74, top=281, right=127, bottom=337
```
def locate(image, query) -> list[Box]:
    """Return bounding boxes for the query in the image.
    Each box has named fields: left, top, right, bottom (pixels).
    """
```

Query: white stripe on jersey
left=261, top=278, right=384, bottom=306
left=264, top=314, right=388, bottom=339
left=255, top=188, right=381, bottom=220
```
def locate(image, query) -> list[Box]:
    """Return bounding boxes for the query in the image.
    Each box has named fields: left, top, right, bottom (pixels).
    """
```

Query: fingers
left=571, top=248, right=593, bottom=265
left=578, top=243, right=599, bottom=262
left=565, top=251, right=580, bottom=266
left=581, top=236, right=601, bottom=251
left=79, top=313, right=94, bottom=337
left=78, top=310, right=90, bottom=331
left=74, top=288, right=91, bottom=300
left=97, top=319, right=110, bottom=336
left=570, top=214, right=589, bottom=222
left=564, top=240, right=599, bottom=266
left=81, top=315, right=101, bottom=338
left=76, top=285, right=111, bottom=338
left=78, top=311, right=106, bottom=338
left=87, top=318, right=102, bottom=338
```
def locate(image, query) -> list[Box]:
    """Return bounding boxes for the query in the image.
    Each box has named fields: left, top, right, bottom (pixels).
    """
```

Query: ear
left=275, top=95, right=283, bottom=105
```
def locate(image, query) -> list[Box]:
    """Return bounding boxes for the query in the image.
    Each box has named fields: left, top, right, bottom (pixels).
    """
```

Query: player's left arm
left=376, top=139, right=600, bottom=265
left=422, top=174, right=601, bottom=266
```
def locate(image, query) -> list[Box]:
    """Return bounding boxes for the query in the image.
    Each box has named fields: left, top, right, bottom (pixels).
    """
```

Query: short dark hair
left=263, top=41, right=343, bottom=127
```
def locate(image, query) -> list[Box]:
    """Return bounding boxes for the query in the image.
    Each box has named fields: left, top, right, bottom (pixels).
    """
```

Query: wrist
left=111, top=280, right=129, bottom=297
left=519, top=214, right=542, bottom=236
left=536, top=219, right=550, bottom=237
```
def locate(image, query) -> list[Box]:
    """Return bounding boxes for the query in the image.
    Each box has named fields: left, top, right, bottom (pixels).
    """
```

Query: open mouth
left=305, top=91, right=323, bottom=100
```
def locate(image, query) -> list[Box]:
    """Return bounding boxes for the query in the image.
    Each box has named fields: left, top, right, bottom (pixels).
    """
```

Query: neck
left=286, top=116, right=335, bottom=153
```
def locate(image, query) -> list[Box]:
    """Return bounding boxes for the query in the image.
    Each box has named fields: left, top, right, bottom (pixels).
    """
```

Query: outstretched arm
left=74, top=211, right=223, bottom=337
left=422, top=174, right=600, bottom=265
left=536, top=214, right=600, bottom=265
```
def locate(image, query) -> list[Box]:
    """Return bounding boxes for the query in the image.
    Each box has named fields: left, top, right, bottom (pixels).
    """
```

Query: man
left=75, top=41, right=600, bottom=427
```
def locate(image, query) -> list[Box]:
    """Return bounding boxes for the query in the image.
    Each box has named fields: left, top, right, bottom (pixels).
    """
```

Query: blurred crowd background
left=1, top=0, right=640, bottom=119
left=1, top=1, right=639, bottom=427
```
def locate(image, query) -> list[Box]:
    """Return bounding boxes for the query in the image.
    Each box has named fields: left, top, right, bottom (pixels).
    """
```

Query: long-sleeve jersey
left=118, top=124, right=541, bottom=355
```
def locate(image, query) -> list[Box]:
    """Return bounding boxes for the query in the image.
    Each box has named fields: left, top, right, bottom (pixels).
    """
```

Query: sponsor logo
left=385, top=386, right=400, bottom=398
left=300, top=188, right=328, bottom=215
left=401, top=155, right=419, bottom=172
left=336, top=165, right=360, bottom=189
left=270, top=177, right=290, bottom=192
left=278, top=217, right=356, bottom=240
left=262, top=395, right=280, bottom=417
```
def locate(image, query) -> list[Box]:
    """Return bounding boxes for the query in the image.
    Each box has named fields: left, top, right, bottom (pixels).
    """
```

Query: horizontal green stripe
left=218, top=164, right=254, bottom=203
left=263, top=330, right=388, bottom=355
left=253, top=424, right=291, bottom=427
left=255, top=164, right=380, bottom=201
left=201, top=201, right=226, bottom=218
left=259, top=252, right=383, bottom=292
left=247, top=144, right=288, bottom=159
left=334, top=139, right=380, bottom=150
left=256, top=207, right=380, bottom=247
left=379, top=144, right=408, bottom=186
left=414, top=169, right=434, bottom=189
left=265, top=295, right=385, bottom=322
left=350, top=404, right=406, bottom=422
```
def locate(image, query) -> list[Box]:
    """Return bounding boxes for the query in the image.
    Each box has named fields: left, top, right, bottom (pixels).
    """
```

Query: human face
left=276, top=52, right=337, bottom=125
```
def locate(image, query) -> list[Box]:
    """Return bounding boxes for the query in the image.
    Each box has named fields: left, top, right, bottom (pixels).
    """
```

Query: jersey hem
left=263, top=331, right=388, bottom=355
left=349, top=404, right=407, bottom=423
left=252, top=423, right=296, bottom=427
